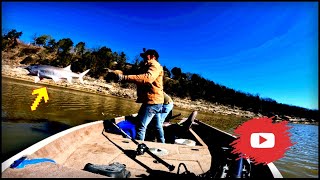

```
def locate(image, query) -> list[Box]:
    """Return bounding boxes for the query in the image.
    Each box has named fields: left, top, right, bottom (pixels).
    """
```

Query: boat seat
left=178, top=111, right=198, bottom=129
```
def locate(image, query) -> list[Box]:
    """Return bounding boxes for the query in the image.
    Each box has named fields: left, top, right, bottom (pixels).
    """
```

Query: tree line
left=2, top=29, right=318, bottom=121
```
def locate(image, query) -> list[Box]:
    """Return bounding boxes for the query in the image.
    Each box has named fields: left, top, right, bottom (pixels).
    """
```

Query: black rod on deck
left=110, top=121, right=175, bottom=171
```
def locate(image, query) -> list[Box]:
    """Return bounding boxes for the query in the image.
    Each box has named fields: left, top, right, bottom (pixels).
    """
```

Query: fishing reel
left=136, top=143, right=148, bottom=155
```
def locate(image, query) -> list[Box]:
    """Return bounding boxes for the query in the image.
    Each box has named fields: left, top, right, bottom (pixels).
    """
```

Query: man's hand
left=116, top=73, right=123, bottom=82
left=105, top=69, right=124, bottom=82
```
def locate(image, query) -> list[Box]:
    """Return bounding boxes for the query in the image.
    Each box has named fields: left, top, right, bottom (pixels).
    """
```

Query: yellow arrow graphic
left=31, top=87, right=49, bottom=111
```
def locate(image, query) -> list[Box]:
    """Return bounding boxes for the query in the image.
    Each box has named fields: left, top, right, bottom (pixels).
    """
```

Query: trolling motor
left=108, top=120, right=175, bottom=172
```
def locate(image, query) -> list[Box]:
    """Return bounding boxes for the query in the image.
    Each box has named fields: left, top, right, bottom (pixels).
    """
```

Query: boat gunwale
left=1, top=119, right=104, bottom=172
left=194, top=119, right=283, bottom=178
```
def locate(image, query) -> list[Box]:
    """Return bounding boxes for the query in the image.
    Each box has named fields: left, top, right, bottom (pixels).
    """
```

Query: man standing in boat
left=145, top=91, right=174, bottom=142
left=109, top=49, right=166, bottom=143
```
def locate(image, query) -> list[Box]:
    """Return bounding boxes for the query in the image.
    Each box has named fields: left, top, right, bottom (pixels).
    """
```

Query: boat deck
left=2, top=121, right=211, bottom=178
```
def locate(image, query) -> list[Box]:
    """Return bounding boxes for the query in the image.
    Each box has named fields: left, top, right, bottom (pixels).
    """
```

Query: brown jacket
left=122, top=59, right=164, bottom=104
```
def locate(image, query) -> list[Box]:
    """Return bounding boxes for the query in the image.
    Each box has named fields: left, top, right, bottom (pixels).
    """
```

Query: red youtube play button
left=230, top=117, right=294, bottom=165
left=259, top=135, right=267, bottom=144
left=250, top=133, right=275, bottom=148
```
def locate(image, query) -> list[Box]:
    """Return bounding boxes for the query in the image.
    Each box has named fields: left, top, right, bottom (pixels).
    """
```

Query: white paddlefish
left=24, top=64, right=90, bottom=84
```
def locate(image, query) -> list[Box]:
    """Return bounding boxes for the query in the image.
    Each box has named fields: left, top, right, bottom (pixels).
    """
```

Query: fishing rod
left=109, top=120, right=175, bottom=172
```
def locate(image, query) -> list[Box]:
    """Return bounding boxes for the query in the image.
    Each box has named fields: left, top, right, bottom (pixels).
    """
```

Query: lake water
left=1, top=77, right=318, bottom=178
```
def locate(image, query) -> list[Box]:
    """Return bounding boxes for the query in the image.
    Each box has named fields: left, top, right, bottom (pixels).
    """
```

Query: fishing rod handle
left=168, top=164, right=175, bottom=171
left=145, top=148, right=175, bottom=171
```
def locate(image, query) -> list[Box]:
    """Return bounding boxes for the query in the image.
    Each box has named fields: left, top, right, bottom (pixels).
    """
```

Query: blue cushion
left=116, top=120, right=136, bottom=139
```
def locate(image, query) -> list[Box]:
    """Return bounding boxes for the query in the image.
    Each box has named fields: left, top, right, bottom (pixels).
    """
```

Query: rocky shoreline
left=1, top=64, right=317, bottom=125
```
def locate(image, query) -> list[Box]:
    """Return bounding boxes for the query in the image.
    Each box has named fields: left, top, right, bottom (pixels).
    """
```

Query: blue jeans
left=160, top=103, right=174, bottom=124
left=136, top=104, right=164, bottom=143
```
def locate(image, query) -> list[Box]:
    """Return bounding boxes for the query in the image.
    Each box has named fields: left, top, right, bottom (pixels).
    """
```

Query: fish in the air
left=24, top=64, right=90, bottom=84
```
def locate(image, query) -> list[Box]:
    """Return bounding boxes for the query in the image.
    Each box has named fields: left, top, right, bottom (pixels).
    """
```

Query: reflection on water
left=2, top=77, right=141, bottom=124
left=273, top=123, right=318, bottom=178
left=1, top=77, right=318, bottom=178
left=2, top=120, right=72, bottom=162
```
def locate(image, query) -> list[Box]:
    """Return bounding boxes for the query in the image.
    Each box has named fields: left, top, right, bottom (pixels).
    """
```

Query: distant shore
left=1, top=64, right=317, bottom=126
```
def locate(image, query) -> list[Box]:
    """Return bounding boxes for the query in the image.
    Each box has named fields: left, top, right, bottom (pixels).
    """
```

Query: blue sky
left=2, top=2, right=318, bottom=110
